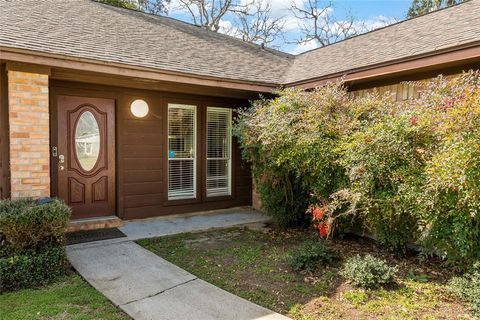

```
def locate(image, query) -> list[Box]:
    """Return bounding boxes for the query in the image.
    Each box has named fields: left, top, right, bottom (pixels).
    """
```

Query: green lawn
left=0, top=274, right=130, bottom=320
left=138, top=227, right=475, bottom=320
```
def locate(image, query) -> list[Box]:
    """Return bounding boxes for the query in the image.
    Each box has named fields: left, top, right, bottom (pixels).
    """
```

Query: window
left=206, top=107, right=232, bottom=197
left=168, top=104, right=196, bottom=200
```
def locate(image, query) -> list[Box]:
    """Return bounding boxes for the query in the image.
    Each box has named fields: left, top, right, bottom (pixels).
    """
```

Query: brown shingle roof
left=0, top=0, right=293, bottom=84
left=283, top=0, right=480, bottom=84
left=1, top=0, right=479, bottom=86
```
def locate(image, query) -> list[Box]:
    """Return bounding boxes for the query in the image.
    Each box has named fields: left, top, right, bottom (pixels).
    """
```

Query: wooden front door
left=57, top=96, right=116, bottom=219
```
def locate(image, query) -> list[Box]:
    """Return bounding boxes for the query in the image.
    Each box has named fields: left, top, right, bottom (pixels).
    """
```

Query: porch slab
left=119, top=207, right=271, bottom=241
left=67, top=216, right=124, bottom=232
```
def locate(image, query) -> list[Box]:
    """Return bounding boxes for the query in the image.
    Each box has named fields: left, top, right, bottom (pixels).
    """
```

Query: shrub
left=0, top=198, right=70, bottom=256
left=448, top=262, right=480, bottom=315
left=0, top=198, right=71, bottom=292
left=235, top=84, right=351, bottom=227
left=255, top=173, right=311, bottom=228
left=0, top=246, right=67, bottom=292
left=340, top=254, right=397, bottom=289
left=288, top=240, right=339, bottom=272
left=235, top=71, right=480, bottom=265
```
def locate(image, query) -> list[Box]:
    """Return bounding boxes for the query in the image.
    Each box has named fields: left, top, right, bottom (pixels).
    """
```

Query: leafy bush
left=0, top=198, right=70, bottom=256
left=341, top=254, right=397, bottom=289
left=0, top=246, right=67, bottom=292
left=235, top=84, right=351, bottom=227
left=448, top=262, right=480, bottom=315
left=0, top=198, right=71, bottom=292
left=288, top=240, right=339, bottom=272
left=235, top=71, right=480, bottom=265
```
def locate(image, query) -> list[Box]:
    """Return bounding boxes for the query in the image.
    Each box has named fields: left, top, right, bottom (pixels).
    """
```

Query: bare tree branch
left=176, top=0, right=245, bottom=32
left=290, top=0, right=361, bottom=47
left=229, top=0, right=285, bottom=47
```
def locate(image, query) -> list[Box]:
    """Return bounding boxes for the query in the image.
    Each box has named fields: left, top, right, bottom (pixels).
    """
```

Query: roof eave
left=286, top=41, right=480, bottom=89
left=0, top=46, right=280, bottom=93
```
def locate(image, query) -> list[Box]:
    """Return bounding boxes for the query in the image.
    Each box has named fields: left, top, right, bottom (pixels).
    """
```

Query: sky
left=166, top=0, right=414, bottom=54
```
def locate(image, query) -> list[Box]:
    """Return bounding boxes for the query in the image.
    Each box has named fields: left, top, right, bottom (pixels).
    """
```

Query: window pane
left=168, top=104, right=196, bottom=200
left=206, top=107, right=231, bottom=197
left=168, top=159, right=195, bottom=199
left=207, top=111, right=229, bottom=158
left=75, top=111, right=100, bottom=171
left=168, top=106, right=195, bottom=159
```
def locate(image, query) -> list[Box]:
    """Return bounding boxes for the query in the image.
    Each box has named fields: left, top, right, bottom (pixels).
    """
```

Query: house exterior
left=0, top=0, right=479, bottom=225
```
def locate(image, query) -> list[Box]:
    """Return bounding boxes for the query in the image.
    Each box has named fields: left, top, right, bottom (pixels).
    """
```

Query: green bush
left=255, top=173, right=311, bottom=228
left=288, top=240, right=339, bottom=272
left=0, top=198, right=71, bottom=292
left=340, top=254, right=397, bottom=289
left=0, top=246, right=67, bottom=292
left=0, top=198, right=70, bottom=256
left=448, top=262, right=480, bottom=315
left=235, top=71, right=480, bottom=265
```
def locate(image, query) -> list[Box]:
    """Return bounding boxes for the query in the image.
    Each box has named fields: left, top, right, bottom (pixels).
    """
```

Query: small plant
left=448, top=262, right=480, bottom=315
left=288, top=240, right=339, bottom=272
left=343, top=289, right=368, bottom=307
left=340, top=254, right=397, bottom=289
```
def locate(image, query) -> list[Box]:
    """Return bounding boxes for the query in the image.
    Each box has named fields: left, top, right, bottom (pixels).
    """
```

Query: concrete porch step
left=67, top=216, right=124, bottom=233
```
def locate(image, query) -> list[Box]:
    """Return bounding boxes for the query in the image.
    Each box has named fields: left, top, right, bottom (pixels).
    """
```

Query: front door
left=57, top=96, right=116, bottom=219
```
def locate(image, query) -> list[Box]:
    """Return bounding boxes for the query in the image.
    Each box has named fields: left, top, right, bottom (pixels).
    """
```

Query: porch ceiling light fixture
left=130, top=99, right=149, bottom=118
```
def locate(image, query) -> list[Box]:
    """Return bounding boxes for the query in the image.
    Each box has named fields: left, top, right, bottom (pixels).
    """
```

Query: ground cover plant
left=138, top=227, right=476, bottom=319
left=448, top=262, right=480, bottom=316
left=0, top=273, right=131, bottom=320
left=340, top=254, right=397, bottom=289
left=0, top=198, right=71, bottom=292
left=234, top=71, right=480, bottom=266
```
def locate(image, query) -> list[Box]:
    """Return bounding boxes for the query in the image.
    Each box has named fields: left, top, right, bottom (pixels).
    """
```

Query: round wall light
left=130, top=99, right=149, bottom=118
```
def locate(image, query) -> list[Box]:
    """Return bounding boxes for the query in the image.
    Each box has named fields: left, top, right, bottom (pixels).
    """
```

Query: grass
left=0, top=273, right=130, bottom=320
left=138, top=227, right=475, bottom=320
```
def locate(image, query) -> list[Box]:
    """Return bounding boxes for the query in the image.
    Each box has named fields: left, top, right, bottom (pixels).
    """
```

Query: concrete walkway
left=120, top=207, right=271, bottom=241
left=67, top=208, right=290, bottom=320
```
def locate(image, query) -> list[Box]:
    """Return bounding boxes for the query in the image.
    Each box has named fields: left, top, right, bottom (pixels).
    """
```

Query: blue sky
left=167, top=0, right=413, bottom=54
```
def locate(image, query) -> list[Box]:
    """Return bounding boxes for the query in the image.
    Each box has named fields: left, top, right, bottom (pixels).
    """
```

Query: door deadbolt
left=59, top=155, right=65, bottom=164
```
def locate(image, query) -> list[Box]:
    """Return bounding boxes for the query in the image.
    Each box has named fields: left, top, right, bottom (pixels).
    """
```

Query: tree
left=175, top=0, right=241, bottom=32
left=99, top=0, right=139, bottom=10
left=290, top=0, right=362, bottom=48
left=229, top=0, right=285, bottom=47
left=102, top=0, right=285, bottom=47
left=175, top=0, right=285, bottom=46
left=407, top=0, right=462, bottom=18
left=99, top=0, right=170, bottom=15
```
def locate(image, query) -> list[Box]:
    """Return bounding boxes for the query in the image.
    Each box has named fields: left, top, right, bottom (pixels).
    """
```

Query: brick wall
left=8, top=70, right=50, bottom=198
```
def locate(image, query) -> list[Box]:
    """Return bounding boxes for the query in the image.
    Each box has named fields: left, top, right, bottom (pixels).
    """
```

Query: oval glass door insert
left=75, top=111, right=100, bottom=171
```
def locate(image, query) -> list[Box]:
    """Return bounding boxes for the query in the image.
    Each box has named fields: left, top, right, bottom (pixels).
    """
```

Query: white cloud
left=290, top=39, right=319, bottom=54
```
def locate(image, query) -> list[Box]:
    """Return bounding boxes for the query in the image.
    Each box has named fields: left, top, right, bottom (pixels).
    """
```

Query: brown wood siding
left=50, top=81, right=251, bottom=220
left=0, top=64, right=10, bottom=199
left=348, top=62, right=480, bottom=93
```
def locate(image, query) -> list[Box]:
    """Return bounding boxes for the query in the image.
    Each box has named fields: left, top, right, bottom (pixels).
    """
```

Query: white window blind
left=168, top=104, right=196, bottom=200
left=206, top=107, right=232, bottom=197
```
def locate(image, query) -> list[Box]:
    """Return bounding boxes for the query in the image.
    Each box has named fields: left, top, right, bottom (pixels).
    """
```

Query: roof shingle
left=0, top=0, right=479, bottom=86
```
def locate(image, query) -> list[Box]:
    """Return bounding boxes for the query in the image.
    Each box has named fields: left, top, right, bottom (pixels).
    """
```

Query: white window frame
left=167, top=104, right=197, bottom=200
left=206, top=107, right=232, bottom=198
